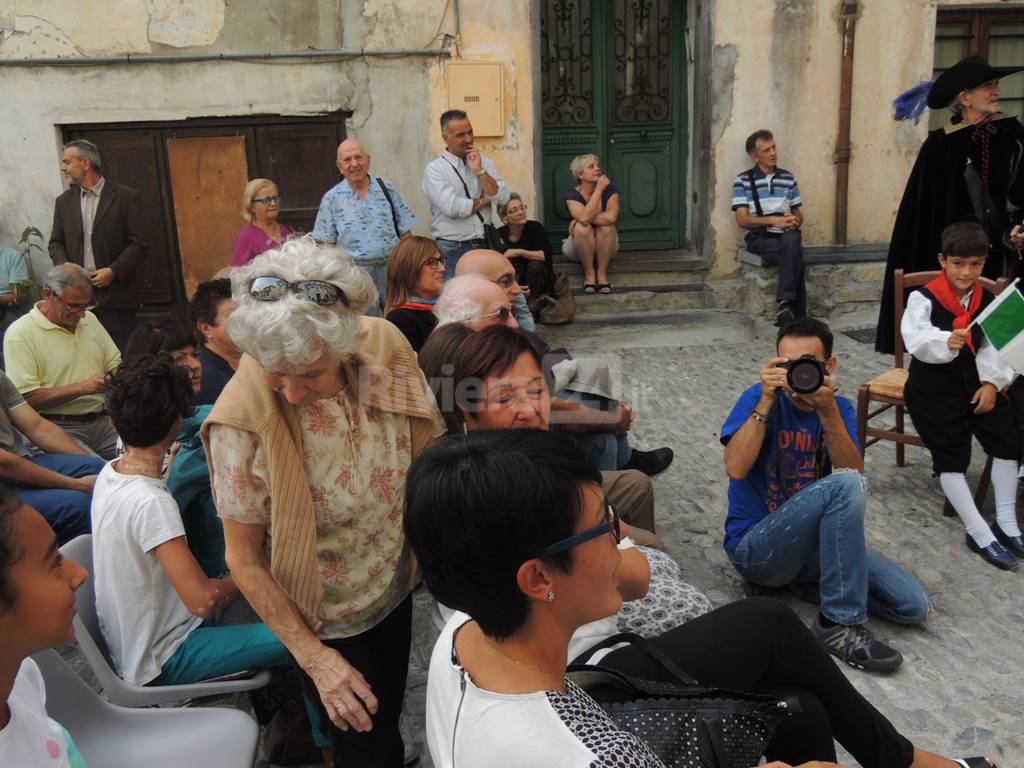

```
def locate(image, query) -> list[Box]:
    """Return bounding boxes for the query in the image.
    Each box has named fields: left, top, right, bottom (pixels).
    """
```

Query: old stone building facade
left=1, top=0, right=1021, bottom=316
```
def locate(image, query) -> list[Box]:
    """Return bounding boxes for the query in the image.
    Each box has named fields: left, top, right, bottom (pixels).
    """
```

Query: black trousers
left=746, top=228, right=806, bottom=313
left=295, top=595, right=413, bottom=768
left=92, top=305, right=137, bottom=351
left=600, top=598, right=916, bottom=767
left=905, top=363, right=1020, bottom=474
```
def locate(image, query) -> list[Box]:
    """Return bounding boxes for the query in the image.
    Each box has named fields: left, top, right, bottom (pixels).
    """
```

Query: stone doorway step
left=553, top=247, right=712, bottom=320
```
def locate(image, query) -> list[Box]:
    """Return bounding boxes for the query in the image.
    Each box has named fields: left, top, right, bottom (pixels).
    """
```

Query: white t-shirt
left=0, top=659, right=85, bottom=767
left=91, top=462, right=202, bottom=685
left=426, top=612, right=665, bottom=768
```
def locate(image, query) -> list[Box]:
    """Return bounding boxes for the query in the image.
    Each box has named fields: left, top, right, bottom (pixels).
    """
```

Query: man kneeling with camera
left=720, top=317, right=929, bottom=673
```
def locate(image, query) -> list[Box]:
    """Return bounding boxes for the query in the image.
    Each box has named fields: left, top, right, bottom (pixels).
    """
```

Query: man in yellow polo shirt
left=4, top=263, right=121, bottom=458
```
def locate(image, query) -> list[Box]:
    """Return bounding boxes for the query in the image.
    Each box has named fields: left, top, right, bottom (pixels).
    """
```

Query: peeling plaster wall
left=0, top=0, right=536, bottom=274
left=706, top=0, right=1024, bottom=279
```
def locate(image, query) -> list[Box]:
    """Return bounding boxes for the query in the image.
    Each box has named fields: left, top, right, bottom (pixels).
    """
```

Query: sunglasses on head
left=481, top=305, right=513, bottom=324
left=541, top=504, right=621, bottom=557
left=249, top=276, right=350, bottom=307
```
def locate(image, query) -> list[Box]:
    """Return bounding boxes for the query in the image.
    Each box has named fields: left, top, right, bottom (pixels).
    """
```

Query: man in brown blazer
left=49, top=139, right=148, bottom=349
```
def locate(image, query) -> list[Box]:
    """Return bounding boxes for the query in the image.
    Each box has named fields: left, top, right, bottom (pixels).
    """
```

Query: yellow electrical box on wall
left=446, top=62, right=504, bottom=137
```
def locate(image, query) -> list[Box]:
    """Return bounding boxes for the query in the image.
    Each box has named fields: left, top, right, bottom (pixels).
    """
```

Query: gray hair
left=434, top=275, right=494, bottom=327
left=43, top=263, right=92, bottom=295
left=228, top=235, right=378, bottom=370
left=63, top=139, right=102, bottom=170
left=440, top=109, right=469, bottom=136
left=569, top=153, right=599, bottom=180
left=496, top=192, right=524, bottom=220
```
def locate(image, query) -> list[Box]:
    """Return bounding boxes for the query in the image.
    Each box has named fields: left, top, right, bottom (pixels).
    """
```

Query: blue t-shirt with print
left=719, top=383, right=859, bottom=553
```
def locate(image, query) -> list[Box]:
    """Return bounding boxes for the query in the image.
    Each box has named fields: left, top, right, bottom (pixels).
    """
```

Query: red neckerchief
left=924, top=272, right=983, bottom=355
left=397, top=300, right=434, bottom=311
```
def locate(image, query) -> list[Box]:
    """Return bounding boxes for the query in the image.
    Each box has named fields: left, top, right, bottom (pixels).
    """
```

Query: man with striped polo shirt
left=732, top=129, right=806, bottom=326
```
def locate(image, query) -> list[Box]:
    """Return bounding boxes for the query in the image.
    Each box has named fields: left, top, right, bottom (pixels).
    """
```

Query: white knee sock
left=939, top=472, right=997, bottom=547
left=991, top=458, right=1022, bottom=537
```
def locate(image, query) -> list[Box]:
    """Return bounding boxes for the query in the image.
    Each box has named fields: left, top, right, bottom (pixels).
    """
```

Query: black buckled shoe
left=966, top=534, right=1018, bottom=571
left=992, top=523, right=1024, bottom=558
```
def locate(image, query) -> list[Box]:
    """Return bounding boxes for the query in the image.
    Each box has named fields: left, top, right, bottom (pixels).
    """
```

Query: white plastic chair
left=61, top=534, right=271, bottom=706
left=34, top=649, right=259, bottom=768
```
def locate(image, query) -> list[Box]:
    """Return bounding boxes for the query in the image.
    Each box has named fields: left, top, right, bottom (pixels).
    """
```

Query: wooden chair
left=856, top=268, right=1004, bottom=516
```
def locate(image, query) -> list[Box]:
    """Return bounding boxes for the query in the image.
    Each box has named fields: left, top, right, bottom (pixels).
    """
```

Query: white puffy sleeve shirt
left=901, top=289, right=1015, bottom=390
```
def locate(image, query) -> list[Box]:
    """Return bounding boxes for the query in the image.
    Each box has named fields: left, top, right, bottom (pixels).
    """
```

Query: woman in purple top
left=564, top=154, right=620, bottom=294
left=230, top=178, right=293, bottom=267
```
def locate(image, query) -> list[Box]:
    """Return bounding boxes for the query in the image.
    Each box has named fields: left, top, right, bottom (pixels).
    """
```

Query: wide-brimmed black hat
left=928, top=55, right=1024, bottom=109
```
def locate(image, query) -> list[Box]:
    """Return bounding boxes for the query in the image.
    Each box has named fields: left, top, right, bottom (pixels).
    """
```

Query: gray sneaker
left=811, top=615, right=903, bottom=673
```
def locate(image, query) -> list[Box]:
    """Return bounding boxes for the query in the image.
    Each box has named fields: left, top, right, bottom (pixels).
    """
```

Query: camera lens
left=787, top=359, right=824, bottom=394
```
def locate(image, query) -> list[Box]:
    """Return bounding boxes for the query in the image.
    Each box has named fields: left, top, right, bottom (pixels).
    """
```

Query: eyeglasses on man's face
left=492, top=274, right=517, bottom=289
left=252, top=195, right=281, bottom=205
left=540, top=504, right=621, bottom=557
left=481, top=305, right=513, bottom=324
left=424, top=255, right=447, bottom=270
left=249, top=276, right=350, bottom=307
left=57, top=294, right=95, bottom=312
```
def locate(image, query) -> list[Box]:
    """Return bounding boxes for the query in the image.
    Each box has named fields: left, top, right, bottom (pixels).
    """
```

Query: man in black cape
left=876, top=56, right=1024, bottom=353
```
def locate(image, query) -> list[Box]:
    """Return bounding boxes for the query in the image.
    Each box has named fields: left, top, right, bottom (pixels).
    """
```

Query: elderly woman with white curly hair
left=201, top=236, right=443, bottom=767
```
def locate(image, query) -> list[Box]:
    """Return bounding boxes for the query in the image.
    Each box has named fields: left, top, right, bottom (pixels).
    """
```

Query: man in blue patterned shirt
left=312, top=138, right=417, bottom=316
left=732, top=130, right=806, bottom=326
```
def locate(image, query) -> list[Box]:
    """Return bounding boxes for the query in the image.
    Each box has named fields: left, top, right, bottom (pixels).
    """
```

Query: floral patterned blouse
left=208, top=390, right=416, bottom=639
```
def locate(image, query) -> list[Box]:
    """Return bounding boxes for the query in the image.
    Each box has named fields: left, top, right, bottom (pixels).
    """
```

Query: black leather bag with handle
left=568, top=633, right=794, bottom=768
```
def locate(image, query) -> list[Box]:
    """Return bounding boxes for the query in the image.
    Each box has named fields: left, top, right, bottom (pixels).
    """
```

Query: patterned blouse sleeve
left=207, top=423, right=272, bottom=525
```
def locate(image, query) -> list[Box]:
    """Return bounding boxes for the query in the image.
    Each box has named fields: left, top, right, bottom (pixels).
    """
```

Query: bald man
left=312, top=138, right=417, bottom=315
left=455, top=248, right=536, bottom=331
left=435, top=275, right=518, bottom=330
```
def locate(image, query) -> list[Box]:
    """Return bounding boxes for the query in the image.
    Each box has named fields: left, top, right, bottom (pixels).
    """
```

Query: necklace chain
left=484, top=640, right=564, bottom=690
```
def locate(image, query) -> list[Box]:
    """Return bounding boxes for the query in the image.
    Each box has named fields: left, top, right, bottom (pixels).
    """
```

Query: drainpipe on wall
left=834, top=0, right=859, bottom=246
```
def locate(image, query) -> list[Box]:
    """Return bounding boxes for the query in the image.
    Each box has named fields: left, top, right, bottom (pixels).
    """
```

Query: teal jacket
left=167, top=404, right=227, bottom=577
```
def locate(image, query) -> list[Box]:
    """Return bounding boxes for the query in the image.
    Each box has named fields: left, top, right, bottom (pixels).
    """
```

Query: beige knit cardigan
left=201, top=316, right=442, bottom=632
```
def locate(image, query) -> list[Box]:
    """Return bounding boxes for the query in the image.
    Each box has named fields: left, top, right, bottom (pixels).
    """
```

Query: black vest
left=907, top=285, right=993, bottom=389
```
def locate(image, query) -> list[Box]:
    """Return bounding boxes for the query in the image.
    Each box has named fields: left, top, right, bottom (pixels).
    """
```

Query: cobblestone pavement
left=65, top=310, right=1024, bottom=767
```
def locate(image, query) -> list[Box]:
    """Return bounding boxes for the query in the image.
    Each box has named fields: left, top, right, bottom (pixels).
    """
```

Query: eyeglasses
left=57, top=295, right=95, bottom=312
left=506, top=205, right=527, bottom=215
left=252, top=195, right=281, bottom=205
left=541, top=504, right=621, bottom=557
left=492, top=274, right=516, bottom=289
left=249, top=276, right=350, bottom=307
left=425, top=255, right=447, bottom=270
left=481, top=306, right=512, bottom=324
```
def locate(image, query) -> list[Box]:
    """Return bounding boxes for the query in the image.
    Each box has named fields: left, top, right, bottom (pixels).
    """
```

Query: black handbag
left=568, top=634, right=794, bottom=768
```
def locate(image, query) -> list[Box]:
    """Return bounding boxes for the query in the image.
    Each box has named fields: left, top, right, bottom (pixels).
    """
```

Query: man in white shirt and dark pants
left=422, top=110, right=510, bottom=280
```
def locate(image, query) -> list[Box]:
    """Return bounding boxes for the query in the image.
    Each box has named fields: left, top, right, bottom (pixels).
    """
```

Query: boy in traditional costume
left=902, top=222, right=1023, bottom=571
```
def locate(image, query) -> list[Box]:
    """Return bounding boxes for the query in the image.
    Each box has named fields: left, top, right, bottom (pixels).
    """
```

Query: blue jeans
left=558, top=390, right=632, bottom=471
left=437, top=238, right=479, bottom=281
left=150, top=622, right=289, bottom=685
left=359, top=262, right=388, bottom=318
left=15, top=453, right=107, bottom=545
left=729, top=472, right=929, bottom=625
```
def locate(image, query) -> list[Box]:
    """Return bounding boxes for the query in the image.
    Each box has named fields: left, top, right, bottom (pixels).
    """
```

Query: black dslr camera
left=778, top=355, right=829, bottom=394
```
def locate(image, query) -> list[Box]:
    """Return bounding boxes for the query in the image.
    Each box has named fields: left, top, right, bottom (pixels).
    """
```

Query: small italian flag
left=975, top=278, right=1024, bottom=372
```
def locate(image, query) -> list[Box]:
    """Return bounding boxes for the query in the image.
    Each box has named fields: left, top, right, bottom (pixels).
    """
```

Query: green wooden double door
left=540, top=0, right=688, bottom=252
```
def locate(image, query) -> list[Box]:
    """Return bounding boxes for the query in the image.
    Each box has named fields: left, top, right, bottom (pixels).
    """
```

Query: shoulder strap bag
left=568, top=632, right=794, bottom=768
left=376, top=177, right=402, bottom=239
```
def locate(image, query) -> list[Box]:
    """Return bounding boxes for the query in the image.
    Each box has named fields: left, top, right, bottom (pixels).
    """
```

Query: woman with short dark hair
left=405, top=429, right=996, bottom=768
